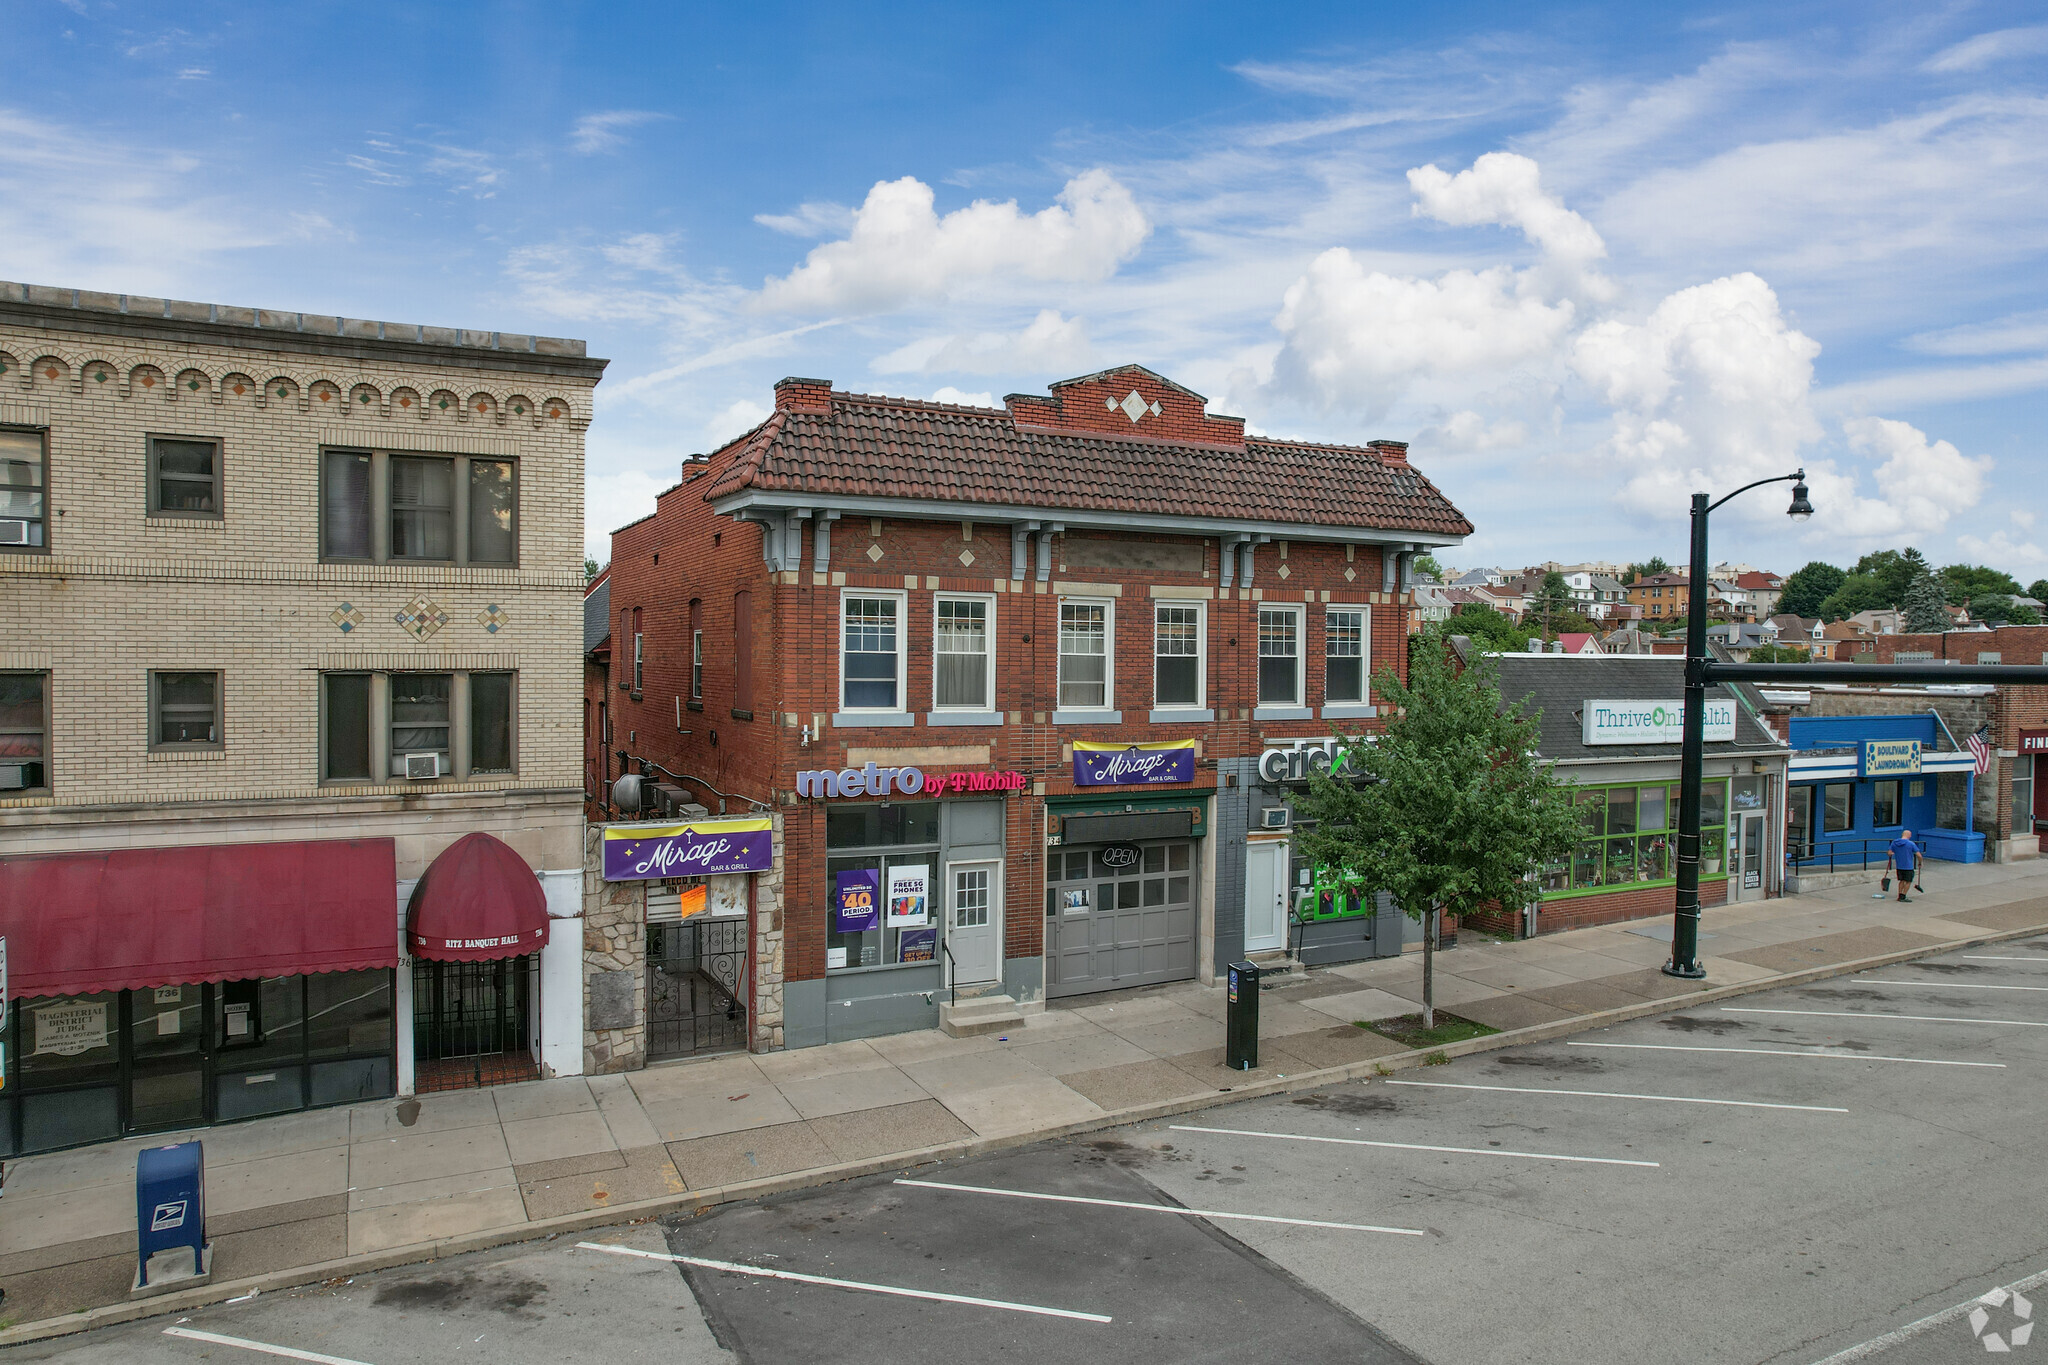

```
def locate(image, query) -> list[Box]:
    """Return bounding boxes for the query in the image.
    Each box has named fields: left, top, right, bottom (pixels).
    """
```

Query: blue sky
left=7, top=1, right=2047, bottom=578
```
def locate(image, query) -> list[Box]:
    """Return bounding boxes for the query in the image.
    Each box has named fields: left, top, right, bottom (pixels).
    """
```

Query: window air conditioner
left=0, top=763, right=26, bottom=791
left=1261, top=807, right=1291, bottom=830
left=0, top=519, right=30, bottom=546
left=403, top=752, right=442, bottom=780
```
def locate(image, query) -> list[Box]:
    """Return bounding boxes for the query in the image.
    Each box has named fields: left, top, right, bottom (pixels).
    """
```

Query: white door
left=1243, top=841, right=1288, bottom=953
left=947, top=860, right=1002, bottom=986
left=1733, top=812, right=1768, bottom=901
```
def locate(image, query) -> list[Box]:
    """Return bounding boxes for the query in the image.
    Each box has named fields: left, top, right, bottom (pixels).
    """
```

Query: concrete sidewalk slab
left=7, top=854, right=2048, bottom=1344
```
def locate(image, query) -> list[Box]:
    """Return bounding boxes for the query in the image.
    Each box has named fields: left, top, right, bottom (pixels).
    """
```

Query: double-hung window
left=1058, top=601, right=1111, bottom=710
left=322, top=671, right=515, bottom=782
left=0, top=672, right=49, bottom=791
left=148, top=435, right=222, bottom=517
left=1153, top=603, right=1203, bottom=709
left=1257, top=606, right=1302, bottom=705
left=1325, top=607, right=1368, bottom=705
left=151, top=671, right=221, bottom=748
left=841, top=593, right=905, bottom=712
left=934, top=595, right=994, bottom=711
left=632, top=607, right=644, bottom=693
left=0, top=428, right=47, bottom=551
left=320, top=449, right=518, bottom=565
left=688, top=599, right=704, bottom=704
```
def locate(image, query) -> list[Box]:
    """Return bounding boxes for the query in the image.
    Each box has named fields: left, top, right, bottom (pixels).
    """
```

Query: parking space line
left=162, top=1327, right=376, bottom=1365
left=1169, top=1123, right=1659, bottom=1167
left=1568, top=1041, right=2005, bottom=1067
left=1806, top=1266, right=2048, bottom=1363
left=1384, top=1079, right=1847, bottom=1113
left=1963, top=955, right=2048, bottom=964
left=577, top=1241, right=1114, bottom=1322
left=1860, top=978, right=2048, bottom=992
left=1724, top=1006, right=2048, bottom=1028
left=892, top=1178, right=1426, bottom=1236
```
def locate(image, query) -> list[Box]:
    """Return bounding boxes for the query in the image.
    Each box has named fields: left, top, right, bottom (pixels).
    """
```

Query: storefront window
left=1788, top=786, right=1814, bottom=858
left=826, top=800, right=943, bottom=971
left=1550, top=780, right=1724, bottom=896
left=1872, top=779, right=1902, bottom=828
left=1823, top=783, right=1853, bottom=833
left=15, top=991, right=121, bottom=1153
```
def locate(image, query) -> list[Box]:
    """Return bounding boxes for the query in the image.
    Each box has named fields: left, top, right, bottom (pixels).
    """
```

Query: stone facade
left=581, top=825, right=647, bottom=1074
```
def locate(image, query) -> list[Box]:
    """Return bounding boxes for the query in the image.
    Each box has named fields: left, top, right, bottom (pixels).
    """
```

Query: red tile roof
left=702, top=369, right=1473, bottom=538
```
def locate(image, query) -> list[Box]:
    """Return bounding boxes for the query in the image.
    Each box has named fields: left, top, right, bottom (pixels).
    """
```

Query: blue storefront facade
left=1786, top=713, right=1984, bottom=870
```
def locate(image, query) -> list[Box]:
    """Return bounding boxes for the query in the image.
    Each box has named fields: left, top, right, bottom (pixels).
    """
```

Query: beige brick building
left=0, top=282, right=604, bottom=1155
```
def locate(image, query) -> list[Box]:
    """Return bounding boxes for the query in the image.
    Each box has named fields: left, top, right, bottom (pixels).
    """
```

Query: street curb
left=6, top=912, right=2044, bottom=1347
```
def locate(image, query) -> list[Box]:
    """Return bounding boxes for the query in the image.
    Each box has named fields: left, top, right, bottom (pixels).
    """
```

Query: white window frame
left=1323, top=603, right=1373, bottom=717
left=1055, top=597, right=1117, bottom=721
left=633, top=629, right=644, bottom=693
left=1150, top=599, right=1208, bottom=719
left=931, top=591, right=997, bottom=716
left=691, top=629, right=703, bottom=701
left=837, top=588, right=909, bottom=718
left=1255, top=603, right=1305, bottom=710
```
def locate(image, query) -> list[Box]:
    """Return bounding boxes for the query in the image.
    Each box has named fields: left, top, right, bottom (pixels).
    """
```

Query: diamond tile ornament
left=1114, top=389, right=1162, bottom=424
left=476, top=604, right=509, bottom=634
left=1277, top=564, right=1292, bottom=580
left=1344, top=567, right=1357, bottom=582
left=866, top=543, right=884, bottom=562
left=393, top=596, right=450, bottom=641
left=958, top=550, right=975, bottom=566
left=330, top=602, right=364, bottom=634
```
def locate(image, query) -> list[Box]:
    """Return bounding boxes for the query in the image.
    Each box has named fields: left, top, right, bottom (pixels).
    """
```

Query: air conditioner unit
left=403, top=752, right=442, bottom=780
left=0, top=519, right=30, bottom=546
left=1261, top=807, right=1291, bottom=830
left=0, top=763, right=26, bottom=791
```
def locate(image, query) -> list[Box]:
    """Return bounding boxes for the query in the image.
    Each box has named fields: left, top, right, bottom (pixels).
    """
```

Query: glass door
left=1736, top=812, right=1768, bottom=898
left=127, top=984, right=207, bottom=1133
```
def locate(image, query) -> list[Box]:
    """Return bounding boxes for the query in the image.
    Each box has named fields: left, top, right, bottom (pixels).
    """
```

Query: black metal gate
left=646, top=920, right=748, bottom=1059
left=412, top=955, right=537, bottom=1092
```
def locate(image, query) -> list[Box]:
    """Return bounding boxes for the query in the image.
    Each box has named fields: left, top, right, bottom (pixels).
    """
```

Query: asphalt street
left=13, top=937, right=2048, bottom=1365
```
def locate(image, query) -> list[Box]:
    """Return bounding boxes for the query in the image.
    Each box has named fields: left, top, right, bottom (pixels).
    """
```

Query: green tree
left=585, top=557, right=603, bottom=582
left=1818, top=573, right=1888, bottom=622
left=1940, top=563, right=2023, bottom=607
left=1289, top=626, right=1580, bottom=1027
left=1452, top=602, right=1534, bottom=653
left=1776, top=561, right=1845, bottom=619
left=1901, top=573, right=1952, bottom=634
left=1851, top=548, right=1930, bottom=607
left=1413, top=554, right=1444, bottom=582
left=1747, top=643, right=1808, bottom=662
left=2028, top=579, right=2048, bottom=603
left=1623, top=557, right=1670, bottom=585
left=1971, top=594, right=2041, bottom=625
left=1531, top=571, right=1575, bottom=621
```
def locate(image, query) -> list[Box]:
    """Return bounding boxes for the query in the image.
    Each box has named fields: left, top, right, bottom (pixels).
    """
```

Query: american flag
left=1968, top=723, right=1992, bottom=776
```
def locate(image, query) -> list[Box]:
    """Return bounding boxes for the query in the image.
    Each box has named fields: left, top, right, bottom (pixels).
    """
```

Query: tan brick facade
left=0, top=288, right=600, bottom=879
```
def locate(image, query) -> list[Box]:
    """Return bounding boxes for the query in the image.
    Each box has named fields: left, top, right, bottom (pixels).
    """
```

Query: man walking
left=1886, top=829, right=1919, bottom=903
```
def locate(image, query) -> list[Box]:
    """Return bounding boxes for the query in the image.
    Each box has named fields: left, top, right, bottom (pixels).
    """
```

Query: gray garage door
left=1045, top=841, right=1196, bottom=998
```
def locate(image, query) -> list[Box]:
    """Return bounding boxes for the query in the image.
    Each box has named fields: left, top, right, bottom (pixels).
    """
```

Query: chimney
left=1369, top=440, right=1410, bottom=466
left=775, top=376, right=833, bottom=414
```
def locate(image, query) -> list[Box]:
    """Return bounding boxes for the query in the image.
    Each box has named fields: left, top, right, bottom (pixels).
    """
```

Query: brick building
left=1628, top=570, right=1690, bottom=623
left=601, top=365, right=1470, bottom=1049
left=0, top=281, right=603, bottom=1155
left=1868, top=626, right=2048, bottom=861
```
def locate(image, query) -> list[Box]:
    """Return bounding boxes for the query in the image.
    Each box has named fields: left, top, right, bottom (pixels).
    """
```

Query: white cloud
left=1571, top=273, right=1823, bottom=512
left=1906, top=309, right=2048, bottom=357
left=706, top=399, right=771, bottom=445
left=926, top=386, right=997, bottom=409
left=1955, top=529, right=2048, bottom=568
left=1926, top=25, right=2048, bottom=74
left=870, top=309, right=1091, bottom=377
left=1416, top=410, right=1530, bottom=453
left=1269, top=252, right=1575, bottom=415
left=1840, top=415, right=1991, bottom=536
left=570, top=110, right=669, bottom=155
left=177, top=68, right=210, bottom=80
left=756, top=170, right=1149, bottom=314
left=1408, top=151, right=1607, bottom=264
left=754, top=202, right=857, bottom=238
left=586, top=466, right=673, bottom=560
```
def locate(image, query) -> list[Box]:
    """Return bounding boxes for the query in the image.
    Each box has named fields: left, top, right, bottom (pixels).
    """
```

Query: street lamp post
left=1664, top=470, right=1813, bottom=978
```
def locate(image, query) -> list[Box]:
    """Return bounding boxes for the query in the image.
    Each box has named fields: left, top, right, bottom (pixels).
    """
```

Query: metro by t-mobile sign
left=797, top=762, right=1025, bottom=799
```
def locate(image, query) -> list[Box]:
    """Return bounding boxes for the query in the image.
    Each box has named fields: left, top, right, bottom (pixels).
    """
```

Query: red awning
left=405, top=832, right=550, bottom=962
left=0, top=838, right=399, bottom=1000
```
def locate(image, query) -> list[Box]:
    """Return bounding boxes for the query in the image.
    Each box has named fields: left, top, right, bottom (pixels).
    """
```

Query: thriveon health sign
left=603, top=818, right=775, bottom=881
left=1582, top=699, right=1736, bottom=746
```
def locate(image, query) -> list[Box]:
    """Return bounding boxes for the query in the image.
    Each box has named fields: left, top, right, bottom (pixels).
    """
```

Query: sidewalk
left=7, top=857, right=2048, bottom=1337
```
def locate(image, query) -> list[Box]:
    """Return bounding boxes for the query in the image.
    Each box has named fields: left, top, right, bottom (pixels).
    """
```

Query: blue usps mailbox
left=135, top=1140, right=209, bottom=1291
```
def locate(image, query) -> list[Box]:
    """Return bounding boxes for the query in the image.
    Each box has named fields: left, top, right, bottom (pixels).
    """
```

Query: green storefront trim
left=1538, top=873, right=1731, bottom=903
left=1540, top=775, right=1730, bottom=901
left=1046, top=788, right=1215, bottom=840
